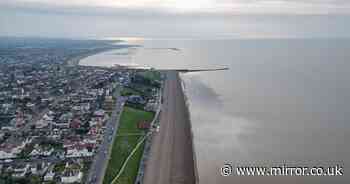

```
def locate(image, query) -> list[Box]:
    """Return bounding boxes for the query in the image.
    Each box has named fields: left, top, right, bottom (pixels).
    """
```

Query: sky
left=0, top=0, right=349, bottom=39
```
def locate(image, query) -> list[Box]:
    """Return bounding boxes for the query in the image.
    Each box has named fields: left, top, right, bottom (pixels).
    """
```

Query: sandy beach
left=143, top=71, right=197, bottom=184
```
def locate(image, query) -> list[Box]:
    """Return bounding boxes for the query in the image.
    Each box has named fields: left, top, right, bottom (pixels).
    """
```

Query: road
left=143, top=71, right=196, bottom=184
left=86, top=89, right=125, bottom=184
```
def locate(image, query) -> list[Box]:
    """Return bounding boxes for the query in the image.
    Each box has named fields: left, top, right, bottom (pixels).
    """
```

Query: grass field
left=103, top=106, right=154, bottom=184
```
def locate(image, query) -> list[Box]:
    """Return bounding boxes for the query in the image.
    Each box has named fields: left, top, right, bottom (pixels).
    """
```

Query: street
left=86, top=88, right=125, bottom=184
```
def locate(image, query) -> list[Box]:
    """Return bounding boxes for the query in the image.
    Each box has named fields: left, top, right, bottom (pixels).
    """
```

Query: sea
left=80, top=38, right=350, bottom=184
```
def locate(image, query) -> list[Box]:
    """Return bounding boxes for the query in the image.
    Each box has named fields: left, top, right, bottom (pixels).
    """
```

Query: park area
left=103, top=106, right=154, bottom=184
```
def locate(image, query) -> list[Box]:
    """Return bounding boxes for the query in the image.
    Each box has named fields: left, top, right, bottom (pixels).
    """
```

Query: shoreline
left=67, top=45, right=129, bottom=67
left=178, top=73, right=200, bottom=184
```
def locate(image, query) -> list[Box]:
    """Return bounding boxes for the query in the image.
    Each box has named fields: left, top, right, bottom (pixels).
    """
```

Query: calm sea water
left=81, top=39, right=350, bottom=183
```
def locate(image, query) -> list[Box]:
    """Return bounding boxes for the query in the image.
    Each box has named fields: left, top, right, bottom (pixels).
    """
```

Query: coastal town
left=0, top=39, right=162, bottom=184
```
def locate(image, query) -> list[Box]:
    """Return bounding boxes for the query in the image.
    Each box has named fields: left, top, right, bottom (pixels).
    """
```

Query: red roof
left=70, top=119, right=82, bottom=129
left=137, top=121, right=150, bottom=129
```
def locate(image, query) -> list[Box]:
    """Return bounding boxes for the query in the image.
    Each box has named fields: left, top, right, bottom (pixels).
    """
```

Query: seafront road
left=143, top=71, right=196, bottom=184
left=86, top=89, right=124, bottom=184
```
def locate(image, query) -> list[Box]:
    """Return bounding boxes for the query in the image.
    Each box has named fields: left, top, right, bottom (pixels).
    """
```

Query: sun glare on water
left=170, top=0, right=213, bottom=11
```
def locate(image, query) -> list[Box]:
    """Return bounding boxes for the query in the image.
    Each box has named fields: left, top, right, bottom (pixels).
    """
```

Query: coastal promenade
left=143, top=71, right=196, bottom=184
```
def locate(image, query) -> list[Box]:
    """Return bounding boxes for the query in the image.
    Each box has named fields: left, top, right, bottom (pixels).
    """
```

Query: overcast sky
left=1, top=0, right=349, bottom=39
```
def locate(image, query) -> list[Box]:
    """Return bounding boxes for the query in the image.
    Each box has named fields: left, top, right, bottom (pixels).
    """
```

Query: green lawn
left=103, top=107, right=154, bottom=184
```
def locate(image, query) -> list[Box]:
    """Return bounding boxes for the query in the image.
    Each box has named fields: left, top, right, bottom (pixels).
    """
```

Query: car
left=4, top=159, right=13, bottom=163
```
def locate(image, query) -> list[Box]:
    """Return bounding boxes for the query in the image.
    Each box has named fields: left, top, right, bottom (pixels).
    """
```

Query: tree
left=29, top=176, right=41, bottom=184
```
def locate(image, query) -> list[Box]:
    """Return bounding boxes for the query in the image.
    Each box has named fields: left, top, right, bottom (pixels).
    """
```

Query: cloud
left=1, top=0, right=350, bottom=15
left=1, top=0, right=349, bottom=39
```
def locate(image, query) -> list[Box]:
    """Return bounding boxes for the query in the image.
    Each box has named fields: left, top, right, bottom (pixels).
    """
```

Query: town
left=0, top=38, right=162, bottom=184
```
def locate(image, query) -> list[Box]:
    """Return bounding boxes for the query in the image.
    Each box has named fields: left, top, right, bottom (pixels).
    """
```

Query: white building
left=44, top=170, right=55, bottom=181
left=66, top=145, right=93, bottom=158
left=0, top=150, right=16, bottom=159
left=12, top=164, right=30, bottom=178
left=61, top=171, right=83, bottom=183
left=29, top=145, right=54, bottom=157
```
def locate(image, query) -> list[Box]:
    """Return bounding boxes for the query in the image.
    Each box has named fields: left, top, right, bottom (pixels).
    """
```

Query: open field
left=103, top=107, right=154, bottom=184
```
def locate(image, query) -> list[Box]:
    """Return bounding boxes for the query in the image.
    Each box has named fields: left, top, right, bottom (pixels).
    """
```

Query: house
left=53, top=121, right=70, bottom=129
left=93, top=109, right=105, bottom=117
left=14, top=117, right=25, bottom=128
left=44, top=169, right=55, bottom=181
left=49, top=128, right=61, bottom=139
left=63, top=140, right=75, bottom=149
left=66, top=143, right=93, bottom=158
left=103, top=96, right=114, bottom=111
left=89, top=120, right=98, bottom=127
left=12, top=164, right=30, bottom=178
left=83, top=136, right=97, bottom=145
left=61, top=170, right=82, bottom=183
left=29, top=162, right=50, bottom=176
left=89, top=117, right=104, bottom=128
left=30, top=165, right=38, bottom=175
left=36, top=119, right=49, bottom=129
left=145, top=101, right=158, bottom=112
left=72, top=103, right=90, bottom=112
left=0, top=138, right=32, bottom=159
left=60, top=162, right=83, bottom=183
left=88, top=127, right=98, bottom=136
left=69, top=119, right=82, bottom=129
left=0, top=147, right=16, bottom=159
left=29, top=145, right=54, bottom=157
left=35, top=114, right=54, bottom=129
left=43, top=114, right=53, bottom=121
left=53, top=113, right=71, bottom=128
left=1, top=126, right=15, bottom=131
